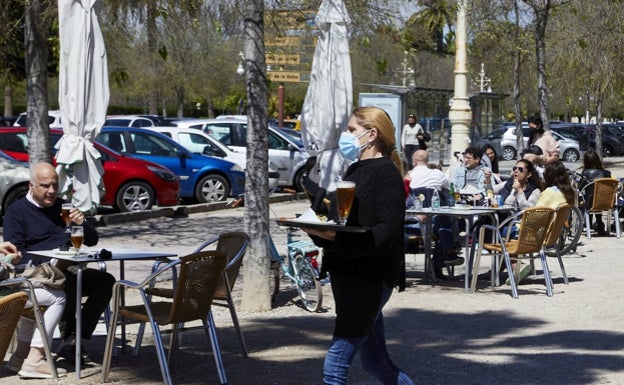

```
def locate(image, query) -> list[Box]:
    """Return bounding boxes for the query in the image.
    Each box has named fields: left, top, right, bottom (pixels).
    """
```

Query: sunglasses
left=513, top=166, right=525, bottom=172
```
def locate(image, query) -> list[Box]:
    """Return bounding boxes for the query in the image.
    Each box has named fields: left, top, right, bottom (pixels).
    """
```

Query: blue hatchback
left=97, top=127, right=245, bottom=202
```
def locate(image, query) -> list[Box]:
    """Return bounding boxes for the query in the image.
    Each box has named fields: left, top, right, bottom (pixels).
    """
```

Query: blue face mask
left=339, top=130, right=370, bottom=162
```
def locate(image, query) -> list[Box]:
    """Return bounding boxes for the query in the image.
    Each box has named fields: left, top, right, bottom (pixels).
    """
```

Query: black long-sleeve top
left=3, top=196, right=99, bottom=266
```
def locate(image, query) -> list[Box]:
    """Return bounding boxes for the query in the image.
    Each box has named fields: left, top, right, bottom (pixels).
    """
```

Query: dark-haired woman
left=537, top=161, right=576, bottom=208
left=581, top=149, right=611, bottom=235
left=494, top=159, right=543, bottom=211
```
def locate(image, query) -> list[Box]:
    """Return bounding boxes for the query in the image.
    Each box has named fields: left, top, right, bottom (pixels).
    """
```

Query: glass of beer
left=61, top=203, right=73, bottom=233
left=336, top=181, right=356, bottom=225
left=70, top=226, right=84, bottom=254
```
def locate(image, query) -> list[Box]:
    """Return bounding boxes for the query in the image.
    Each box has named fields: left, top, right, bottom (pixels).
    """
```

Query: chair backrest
left=168, top=250, right=227, bottom=324
left=195, top=232, right=250, bottom=299
left=513, top=207, right=555, bottom=255
left=0, top=291, right=28, bottom=359
left=543, top=203, right=571, bottom=248
left=588, top=178, right=619, bottom=211
left=408, top=187, right=450, bottom=208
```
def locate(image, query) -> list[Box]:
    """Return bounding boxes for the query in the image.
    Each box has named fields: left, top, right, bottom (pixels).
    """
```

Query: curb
left=92, top=192, right=309, bottom=226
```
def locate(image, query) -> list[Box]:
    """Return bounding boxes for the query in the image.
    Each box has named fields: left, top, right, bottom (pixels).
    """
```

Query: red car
left=0, top=127, right=179, bottom=212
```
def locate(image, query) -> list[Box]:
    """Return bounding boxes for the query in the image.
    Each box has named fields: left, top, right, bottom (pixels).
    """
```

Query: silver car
left=0, top=151, right=30, bottom=216
left=479, top=124, right=581, bottom=162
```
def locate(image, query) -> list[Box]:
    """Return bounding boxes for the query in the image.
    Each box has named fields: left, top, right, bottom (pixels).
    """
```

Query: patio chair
left=101, top=251, right=228, bottom=385
left=580, top=178, right=621, bottom=239
left=0, top=277, right=59, bottom=378
left=542, top=203, right=572, bottom=285
left=136, top=232, right=250, bottom=357
left=470, top=207, right=555, bottom=299
left=0, top=291, right=28, bottom=361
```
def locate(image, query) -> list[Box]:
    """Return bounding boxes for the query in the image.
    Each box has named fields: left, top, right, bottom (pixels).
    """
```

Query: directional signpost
left=264, top=10, right=316, bottom=126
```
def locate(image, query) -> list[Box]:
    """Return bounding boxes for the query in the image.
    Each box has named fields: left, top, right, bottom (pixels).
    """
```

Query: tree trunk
left=240, top=0, right=271, bottom=312
left=534, top=4, right=551, bottom=131
left=513, top=0, right=523, bottom=157
left=595, top=93, right=603, bottom=158
left=25, top=0, right=51, bottom=166
left=175, top=86, right=184, bottom=118
left=4, top=83, right=13, bottom=117
left=147, top=3, right=159, bottom=115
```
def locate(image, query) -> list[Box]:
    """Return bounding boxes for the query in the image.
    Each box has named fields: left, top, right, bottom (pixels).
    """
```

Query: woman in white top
left=401, top=114, right=424, bottom=169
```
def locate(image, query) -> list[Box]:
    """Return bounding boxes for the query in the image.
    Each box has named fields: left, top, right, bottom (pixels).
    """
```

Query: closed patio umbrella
left=300, top=0, right=352, bottom=192
left=55, top=0, right=109, bottom=213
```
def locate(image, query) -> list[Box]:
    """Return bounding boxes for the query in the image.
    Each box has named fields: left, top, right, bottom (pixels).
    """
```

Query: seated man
left=452, top=146, right=493, bottom=204
left=3, top=162, right=115, bottom=364
left=405, top=150, right=462, bottom=279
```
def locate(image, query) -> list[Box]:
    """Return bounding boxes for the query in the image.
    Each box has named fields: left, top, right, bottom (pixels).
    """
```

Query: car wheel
left=562, top=149, right=580, bottom=162
left=195, top=174, right=230, bottom=203
left=293, top=168, right=307, bottom=192
left=115, top=181, right=155, bottom=212
left=603, top=146, right=614, bottom=157
left=502, top=146, right=516, bottom=161
left=3, top=185, right=29, bottom=213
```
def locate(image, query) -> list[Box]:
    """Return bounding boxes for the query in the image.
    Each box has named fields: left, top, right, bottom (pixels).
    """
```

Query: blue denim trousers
left=323, top=287, right=414, bottom=385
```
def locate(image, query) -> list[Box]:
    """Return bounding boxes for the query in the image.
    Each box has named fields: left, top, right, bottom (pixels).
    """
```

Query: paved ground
left=1, top=157, right=624, bottom=384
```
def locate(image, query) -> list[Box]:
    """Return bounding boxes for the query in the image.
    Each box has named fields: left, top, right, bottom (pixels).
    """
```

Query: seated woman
left=579, top=149, right=611, bottom=235
left=493, top=159, right=543, bottom=211
left=537, top=161, right=576, bottom=208
left=482, top=144, right=503, bottom=183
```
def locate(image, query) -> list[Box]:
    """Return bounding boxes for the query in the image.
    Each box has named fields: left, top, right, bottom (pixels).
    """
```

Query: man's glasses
left=513, top=166, right=525, bottom=172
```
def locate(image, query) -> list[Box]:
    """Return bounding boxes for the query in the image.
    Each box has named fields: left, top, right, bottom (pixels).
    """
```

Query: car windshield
left=130, top=132, right=179, bottom=156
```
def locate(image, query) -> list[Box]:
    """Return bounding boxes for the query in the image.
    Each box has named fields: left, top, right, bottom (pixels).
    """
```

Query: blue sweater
left=3, top=197, right=99, bottom=265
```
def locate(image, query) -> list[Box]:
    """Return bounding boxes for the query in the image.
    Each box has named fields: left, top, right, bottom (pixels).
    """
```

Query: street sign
left=268, top=71, right=301, bottom=83
left=266, top=54, right=300, bottom=65
left=265, top=36, right=316, bottom=47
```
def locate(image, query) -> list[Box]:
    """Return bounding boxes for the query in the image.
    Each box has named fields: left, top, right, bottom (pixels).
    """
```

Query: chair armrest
left=116, top=259, right=181, bottom=291
left=193, top=237, right=220, bottom=253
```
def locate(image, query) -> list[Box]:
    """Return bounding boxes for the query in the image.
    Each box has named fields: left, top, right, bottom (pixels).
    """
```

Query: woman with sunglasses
left=494, top=159, right=543, bottom=211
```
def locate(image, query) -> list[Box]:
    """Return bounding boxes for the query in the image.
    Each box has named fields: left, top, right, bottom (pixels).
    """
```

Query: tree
left=240, top=0, right=270, bottom=312
left=522, top=0, right=570, bottom=131
left=413, top=0, right=456, bottom=54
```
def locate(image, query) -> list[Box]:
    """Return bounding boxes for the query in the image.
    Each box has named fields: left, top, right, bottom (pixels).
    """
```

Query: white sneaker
left=18, top=358, right=67, bottom=379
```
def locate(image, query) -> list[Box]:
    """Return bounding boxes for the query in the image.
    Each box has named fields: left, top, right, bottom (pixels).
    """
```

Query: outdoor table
left=29, top=246, right=177, bottom=379
left=406, top=206, right=512, bottom=292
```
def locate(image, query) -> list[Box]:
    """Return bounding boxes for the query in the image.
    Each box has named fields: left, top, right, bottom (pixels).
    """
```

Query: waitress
left=303, top=106, right=414, bottom=385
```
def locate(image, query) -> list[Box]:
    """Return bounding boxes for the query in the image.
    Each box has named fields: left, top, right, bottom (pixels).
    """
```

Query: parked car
left=0, top=150, right=30, bottom=216
left=13, top=110, right=63, bottom=128
left=199, top=118, right=310, bottom=190
left=96, top=126, right=245, bottom=202
left=0, top=127, right=180, bottom=212
left=146, top=126, right=280, bottom=189
left=478, top=123, right=581, bottom=162
left=550, top=123, right=624, bottom=157
left=104, top=115, right=155, bottom=128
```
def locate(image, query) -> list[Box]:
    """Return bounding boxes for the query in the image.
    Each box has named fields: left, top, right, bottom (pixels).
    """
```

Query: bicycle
left=227, top=189, right=323, bottom=312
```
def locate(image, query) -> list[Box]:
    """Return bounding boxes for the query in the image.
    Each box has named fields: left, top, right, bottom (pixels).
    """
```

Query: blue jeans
left=323, top=287, right=414, bottom=385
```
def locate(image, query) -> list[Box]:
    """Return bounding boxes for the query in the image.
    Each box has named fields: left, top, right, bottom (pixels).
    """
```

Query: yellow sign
left=266, top=54, right=300, bottom=65
left=264, top=10, right=316, bottom=30
left=265, top=36, right=300, bottom=47
left=268, top=71, right=301, bottom=83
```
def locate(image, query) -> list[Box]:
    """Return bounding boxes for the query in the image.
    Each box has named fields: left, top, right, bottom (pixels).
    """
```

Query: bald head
left=29, top=162, right=59, bottom=207
left=412, top=150, right=429, bottom=166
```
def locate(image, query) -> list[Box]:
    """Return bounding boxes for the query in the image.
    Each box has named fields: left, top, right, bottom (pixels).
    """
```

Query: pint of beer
left=70, top=226, right=84, bottom=251
left=61, top=203, right=72, bottom=231
left=336, top=181, right=356, bottom=225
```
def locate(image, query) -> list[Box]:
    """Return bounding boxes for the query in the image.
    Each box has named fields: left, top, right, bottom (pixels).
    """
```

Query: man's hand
left=69, top=207, right=86, bottom=225
left=0, top=241, right=21, bottom=265
left=301, top=228, right=336, bottom=241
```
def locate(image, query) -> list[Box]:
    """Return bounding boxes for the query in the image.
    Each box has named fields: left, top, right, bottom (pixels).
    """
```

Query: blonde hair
left=351, top=107, right=403, bottom=175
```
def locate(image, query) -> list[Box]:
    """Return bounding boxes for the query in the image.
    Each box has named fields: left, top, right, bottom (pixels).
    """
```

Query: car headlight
left=147, top=165, right=178, bottom=182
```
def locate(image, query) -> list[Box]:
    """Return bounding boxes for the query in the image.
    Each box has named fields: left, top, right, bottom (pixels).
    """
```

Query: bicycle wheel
left=549, top=205, right=582, bottom=256
left=293, top=254, right=322, bottom=312
left=269, top=259, right=281, bottom=302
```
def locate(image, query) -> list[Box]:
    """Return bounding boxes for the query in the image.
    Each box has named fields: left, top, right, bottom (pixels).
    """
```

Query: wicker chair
left=136, top=232, right=250, bottom=358
left=470, top=207, right=555, bottom=298
left=580, top=178, right=621, bottom=239
left=0, top=278, right=59, bottom=378
left=0, top=291, right=28, bottom=360
left=101, top=251, right=227, bottom=385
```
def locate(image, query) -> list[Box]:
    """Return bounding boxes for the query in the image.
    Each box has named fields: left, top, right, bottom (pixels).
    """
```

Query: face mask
left=339, top=130, right=370, bottom=162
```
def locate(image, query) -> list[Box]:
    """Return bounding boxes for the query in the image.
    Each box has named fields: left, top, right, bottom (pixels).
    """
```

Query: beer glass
left=336, top=181, right=356, bottom=225
left=70, top=226, right=84, bottom=253
left=61, top=203, right=73, bottom=233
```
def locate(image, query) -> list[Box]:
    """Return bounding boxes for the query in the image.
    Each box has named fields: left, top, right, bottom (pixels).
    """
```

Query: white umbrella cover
left=56, top=0, right=109, bottom=213
left=300, top=0, right=352, bottom=192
